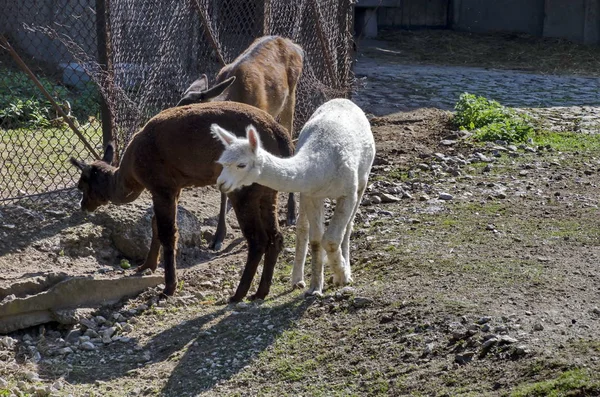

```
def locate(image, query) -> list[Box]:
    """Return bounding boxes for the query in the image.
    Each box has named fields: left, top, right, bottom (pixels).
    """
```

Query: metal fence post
left=96, top=0, right=114, bottom=151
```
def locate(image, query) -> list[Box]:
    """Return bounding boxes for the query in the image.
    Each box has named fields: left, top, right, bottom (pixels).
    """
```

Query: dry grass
left=372, top=29, right=600, bottom=77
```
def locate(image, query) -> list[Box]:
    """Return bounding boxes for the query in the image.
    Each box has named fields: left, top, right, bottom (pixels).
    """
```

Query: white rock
left=0, top=336, right=16, bottom=349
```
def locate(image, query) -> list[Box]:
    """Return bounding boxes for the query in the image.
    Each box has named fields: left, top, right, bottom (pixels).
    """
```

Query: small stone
left=83, top=329, right=99, bottom=338
left=438, top=192, right=453, bottom=201
left=79, top=341, right=97, bottom=351
left=498, top=335, right=518, bottom=345
left=0, top=336, right=16, bottom=349
left=352, top=297, right=373, bottom=308
left=513, top=344, right=530, bottom=356
left=441, top=139, right=456, bottom=146
left=419, top=194, right=430, bottom=201
left=476, top=316, right=492, bottom=324
left=495, top=192, right=507, bottom=199
left=57, top=347, right=74, bottom=355
left=24, top=371, right=39, bottom=381
left=519, top=170, right=529, bottom=176
left=483, top=164, right=492, bottom=173
left=455, top=351, right=475, bottom=365
left=418, top=163, right=430, bottom=171
left=423, top=343, right=435, bottom=356
left=370, top=195, right=382, bottom=204
left=591, top=307, right=600, bottom=315
left=533, top=323, right=544, bottom=331
left=51, top=381, right=64, bottom=391
left=481, top=337, right=498, bottom=350
left=378, top=192, right=401, bottom=203
left=0, top=377, right=7, bottom=388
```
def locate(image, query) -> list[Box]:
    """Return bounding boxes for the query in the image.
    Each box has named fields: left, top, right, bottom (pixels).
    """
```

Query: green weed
left=453, top=93, right=534, bottom=143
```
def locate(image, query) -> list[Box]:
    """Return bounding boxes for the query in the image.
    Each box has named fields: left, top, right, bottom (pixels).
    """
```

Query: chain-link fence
left=0, top=0, right=355, bottom=202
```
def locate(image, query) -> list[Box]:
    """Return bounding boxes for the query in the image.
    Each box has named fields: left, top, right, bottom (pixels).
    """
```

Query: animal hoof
left=292, top=280, right=306, bottom=289
left=228, top=295, right=243, bottom=303
left=249, top=293, right=266, bottom=301
left=210, top=240, right=223, bottom=251
left=305, top=289, right=323, bottom=298
left=333, top=272, right=352, bottom=286
left=136, top=263, right=156, bottom=273
left=286, top=215, right=297, bottom=226
left=162, top=284, right=176, bottom=297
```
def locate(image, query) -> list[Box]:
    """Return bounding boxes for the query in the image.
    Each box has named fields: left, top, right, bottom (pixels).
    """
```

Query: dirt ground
left=1, top=32, right=600, bottom=397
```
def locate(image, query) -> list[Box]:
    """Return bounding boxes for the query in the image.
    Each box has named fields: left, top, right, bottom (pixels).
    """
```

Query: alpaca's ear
left=102, top=141, right=115, bottom=165
left=246, top=125, right=261, bottom=154
left=70, top=157, right=88, bottom=172
left=211, top=124, right=237, bottom=147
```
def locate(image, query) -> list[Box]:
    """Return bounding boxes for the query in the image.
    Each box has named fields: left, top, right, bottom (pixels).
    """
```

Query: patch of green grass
left=534, top=131, right=600, bottom=153
left=0, top=69, right=100, bottom=128
left=275, top=358, right=318, bottom=381
left=0, top=389, right=12, bottom=397
left=453, top=93, right=534, bottom=143
left=512, top=368, right=600, bottom=397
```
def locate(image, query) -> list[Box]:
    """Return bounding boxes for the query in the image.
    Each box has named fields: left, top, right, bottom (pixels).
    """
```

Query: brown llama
left=70, top=101, right=293, bottom=301
left=177, top=35, right=304, bottom=250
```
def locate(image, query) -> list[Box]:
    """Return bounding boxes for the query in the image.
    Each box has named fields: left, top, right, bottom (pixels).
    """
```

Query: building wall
left=363, top=0, right=600, bottom=45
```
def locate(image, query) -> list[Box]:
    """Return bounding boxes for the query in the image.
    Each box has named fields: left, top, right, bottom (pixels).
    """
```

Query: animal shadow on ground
left=160, top=296, right=312, bottom=395
left=62, top=296, right=311, bottom=395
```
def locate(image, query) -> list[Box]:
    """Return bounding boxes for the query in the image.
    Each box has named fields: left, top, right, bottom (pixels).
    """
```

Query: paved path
left=353, top=40, right=600, bottom=133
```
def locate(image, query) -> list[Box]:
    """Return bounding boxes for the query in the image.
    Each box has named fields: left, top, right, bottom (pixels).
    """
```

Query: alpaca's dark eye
left=237, top=163, right=246, bottom=169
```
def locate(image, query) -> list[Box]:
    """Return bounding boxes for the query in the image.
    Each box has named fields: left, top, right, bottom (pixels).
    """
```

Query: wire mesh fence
left=0, top=0, right=355, bottom=202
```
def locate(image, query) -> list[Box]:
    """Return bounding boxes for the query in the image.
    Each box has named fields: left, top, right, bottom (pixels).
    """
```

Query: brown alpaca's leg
left=253, top=189, right=283, bottom=300
left=137, top=214, right=160, bottom=272
left=286, top=193, right=296, bottom=226
left=228, top=188, right=267, bottom=302
left=152, top=191, right=179, bottom=296
left=210, top=192, right=228, bottom=251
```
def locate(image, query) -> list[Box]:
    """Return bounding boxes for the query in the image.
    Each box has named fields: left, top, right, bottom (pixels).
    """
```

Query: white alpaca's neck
left=256, top=150, right=313, bottom=193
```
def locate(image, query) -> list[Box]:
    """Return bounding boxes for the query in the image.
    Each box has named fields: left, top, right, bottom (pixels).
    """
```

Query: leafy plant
left=453, top=92, right=533, bottom=143
left=0, top=69, right=100, bottom=128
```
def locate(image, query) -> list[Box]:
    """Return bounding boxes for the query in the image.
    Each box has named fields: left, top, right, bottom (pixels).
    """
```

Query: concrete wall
left=452, top=0, right=545, bottom=36
left=378, top=0, right=449, bottom=29
left=450, top=0, right=600, bottom=44
left=358, top=0, right=600, bottom=45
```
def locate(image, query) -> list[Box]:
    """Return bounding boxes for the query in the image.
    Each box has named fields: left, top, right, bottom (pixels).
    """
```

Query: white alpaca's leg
left=306, top=197, right=325, bottom=296
left=323, top=193, right=357, bottom=286
left=340, top=184, right=367, bottom=278
left=291, top=196, right=310, bottom=289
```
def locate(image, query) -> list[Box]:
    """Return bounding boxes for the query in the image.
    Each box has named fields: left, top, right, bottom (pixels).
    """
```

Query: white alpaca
left=211, top=98, right=375, bottom=295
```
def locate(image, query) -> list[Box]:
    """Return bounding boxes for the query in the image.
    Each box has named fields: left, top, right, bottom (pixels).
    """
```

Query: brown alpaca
left=70, top=102, right=293, bottom=301
left=177, top=35, right=304, bottom=250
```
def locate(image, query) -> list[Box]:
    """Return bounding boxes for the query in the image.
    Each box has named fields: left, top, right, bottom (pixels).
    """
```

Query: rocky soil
left=1, top=34, right=600, bottom=396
